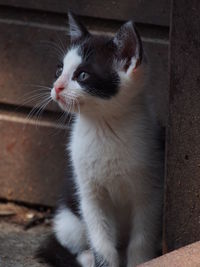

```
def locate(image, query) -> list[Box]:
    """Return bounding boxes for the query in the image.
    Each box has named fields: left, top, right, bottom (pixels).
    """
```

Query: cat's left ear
left=113, top=21, right=143, bottom=72
left=68, top=11, right=90, bottom=42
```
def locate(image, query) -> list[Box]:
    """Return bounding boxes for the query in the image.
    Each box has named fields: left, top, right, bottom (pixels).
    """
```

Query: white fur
left=77, top=250, right=94, bottom=267
left=52, top=44, right=163, bottom=266
left=53, top=206, right=88, bottom=254
left=51, top=48, right=83, bottom=111
left=63, top=48, right=82, bottom=76
left=70, top=101, right=163, bottom=266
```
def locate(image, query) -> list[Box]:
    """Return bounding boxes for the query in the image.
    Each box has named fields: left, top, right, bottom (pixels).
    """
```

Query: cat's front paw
left=77, top=250, right=94, bottom=267
left=94, top=249, right=119, bottom=267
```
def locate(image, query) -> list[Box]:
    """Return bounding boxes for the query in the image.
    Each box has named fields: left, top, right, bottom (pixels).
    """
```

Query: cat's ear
left=113, top=21, right=143, bottom=72
left=68, top=11, right=90, bottom=42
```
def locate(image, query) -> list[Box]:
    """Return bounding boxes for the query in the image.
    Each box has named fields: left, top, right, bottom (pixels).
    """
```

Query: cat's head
left=51, top=12, right=146, bottom=116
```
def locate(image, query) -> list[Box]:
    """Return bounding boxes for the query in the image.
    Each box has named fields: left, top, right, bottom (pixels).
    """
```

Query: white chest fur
left=71, top=116, right=131, bottom=182
left=69, top=112, right=157, bottom=205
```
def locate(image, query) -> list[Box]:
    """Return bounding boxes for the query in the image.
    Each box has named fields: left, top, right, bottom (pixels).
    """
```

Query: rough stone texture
left=0, top=112, right=70, bottom=206
left=138, top=241, right=200, bottom=267
left=0, top=222, right=50, bottom=267
left=164, top=0, right=200, bottom=252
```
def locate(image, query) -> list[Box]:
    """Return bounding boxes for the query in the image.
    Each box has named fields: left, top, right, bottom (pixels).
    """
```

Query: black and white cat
left=38, top=12, right=164, bottom=267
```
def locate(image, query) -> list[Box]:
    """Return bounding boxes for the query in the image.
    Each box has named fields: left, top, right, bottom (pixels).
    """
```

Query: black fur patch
left=67, top=12, right=143, bottom=100
left=58, top=166, right=80, bottom=218
left=35, top=164, right=81, bottom=267
left=36, top=235, right=81, bottom=267
left=72, top=35, right=120, bottom=99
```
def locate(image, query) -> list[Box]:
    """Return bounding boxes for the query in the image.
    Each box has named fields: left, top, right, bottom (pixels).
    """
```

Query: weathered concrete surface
left=0, top=222, right=50, bottom=267
left=138, top=241, right=200, bottom=267
left=164, top=0, right=200, bottom=252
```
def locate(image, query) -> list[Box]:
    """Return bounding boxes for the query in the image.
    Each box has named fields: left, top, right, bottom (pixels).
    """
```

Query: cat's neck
left=76, top=92, right=149, bottom=131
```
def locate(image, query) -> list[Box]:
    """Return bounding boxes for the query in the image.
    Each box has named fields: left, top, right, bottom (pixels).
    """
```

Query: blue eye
left=78, top=72, right=89, bottom=81
left=55, top=65, right=63, bottom=78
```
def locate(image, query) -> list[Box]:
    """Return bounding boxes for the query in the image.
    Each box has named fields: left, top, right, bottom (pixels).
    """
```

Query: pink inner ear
left=135, top=59, right=141, bottom=69
left=68, top=11, right=90, bottom=42
left=114, top=21, right=143, bottom=71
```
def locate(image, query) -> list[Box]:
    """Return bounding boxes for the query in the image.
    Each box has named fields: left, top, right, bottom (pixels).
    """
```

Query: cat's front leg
left=127, top=202, right=162, bottom=267
left=80, top=193, right=119, bottom=267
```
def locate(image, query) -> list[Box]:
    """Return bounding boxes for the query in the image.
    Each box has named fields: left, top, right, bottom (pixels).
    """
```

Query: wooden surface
left=0, top=0, right=170, bottom=26
left=0, top=2, right=169, bottom=206
left=164, top=0, right=200, bottom=252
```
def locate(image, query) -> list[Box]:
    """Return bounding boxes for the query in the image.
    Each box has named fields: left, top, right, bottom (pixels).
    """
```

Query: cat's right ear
left=68, top=11, right=90, bottom=42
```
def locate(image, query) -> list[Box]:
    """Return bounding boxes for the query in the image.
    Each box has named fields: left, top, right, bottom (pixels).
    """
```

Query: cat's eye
left=77, top=72, right=89, bottom=82
left=55, top=65, right=63, bottom=78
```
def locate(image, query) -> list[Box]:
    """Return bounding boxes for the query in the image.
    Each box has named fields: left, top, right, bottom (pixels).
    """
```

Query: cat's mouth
left=56, top=94, right=66, bottom=106
left=55, top=94, right=83, bottom=112
left=51, top=89, right=83, bottom=112
left=51, top=89, right=67, bottom=108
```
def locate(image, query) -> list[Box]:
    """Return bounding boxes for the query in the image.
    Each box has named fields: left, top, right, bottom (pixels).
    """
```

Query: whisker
left=17, top=83, right=52, bottom=112
left=19, top=93, right=51, bottom=108
left=35, top=98, right=52, bottom=128
left=66, top=101, right=72, bottom=127
left=21, top=92, right=50, bottom=101
left=39, top=40, right=65, bottom=60
left=26, top=97, right=51, bottom=121
left=74, top=98, right=81, bottom=116
left=55, top=33, right=67, bottom=56
left=56, top=110, right=68, bottom=128
left=27, top=84, right=52, bottom=90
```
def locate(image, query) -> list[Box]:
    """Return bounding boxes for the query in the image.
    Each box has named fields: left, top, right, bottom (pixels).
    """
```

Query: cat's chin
left=57, top=100, right=82, bottom=114
left=57, top=101, right=68, bottom=111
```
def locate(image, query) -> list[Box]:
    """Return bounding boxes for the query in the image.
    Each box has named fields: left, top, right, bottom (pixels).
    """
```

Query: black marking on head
left=72, top=35, right=120, bottom=99
left=67, top=13, right=143, bottom=99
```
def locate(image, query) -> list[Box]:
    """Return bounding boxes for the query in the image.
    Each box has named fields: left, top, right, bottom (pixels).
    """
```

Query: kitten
left=38, top=11, right=164, bottom=267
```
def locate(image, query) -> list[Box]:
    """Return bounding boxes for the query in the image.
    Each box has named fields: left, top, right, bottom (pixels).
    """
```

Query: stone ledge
left=138, top=241, right=200, bottom=267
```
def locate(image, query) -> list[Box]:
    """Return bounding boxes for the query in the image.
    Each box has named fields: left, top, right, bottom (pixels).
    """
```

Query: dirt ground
left=0, top=202, right=51, bottom=267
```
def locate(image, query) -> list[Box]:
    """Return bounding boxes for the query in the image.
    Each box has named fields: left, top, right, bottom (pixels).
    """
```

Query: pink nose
left=55, top=86, right=64, bottom=95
